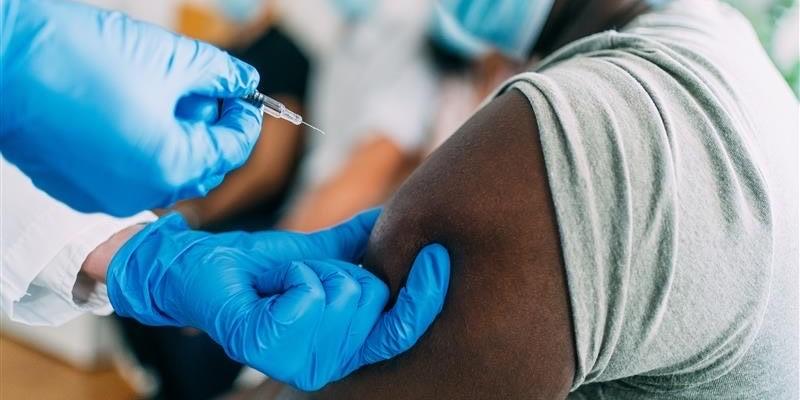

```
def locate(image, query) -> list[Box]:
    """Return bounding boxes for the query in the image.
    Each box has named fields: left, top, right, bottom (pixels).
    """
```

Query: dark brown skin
left=316, top=90, right=574, bottom=399
left=309, top=2, right=653, bottom=398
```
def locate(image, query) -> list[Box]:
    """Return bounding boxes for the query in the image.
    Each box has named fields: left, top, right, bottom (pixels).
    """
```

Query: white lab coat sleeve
left=357, top=55, right=438, bottom=153
left=302, top=0, right=438, bottom=189
left=1, top=157, right=156, bottom=326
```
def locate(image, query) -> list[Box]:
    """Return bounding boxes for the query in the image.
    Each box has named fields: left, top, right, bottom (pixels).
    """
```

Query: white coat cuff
left=10, top=211, right=156, bottom=326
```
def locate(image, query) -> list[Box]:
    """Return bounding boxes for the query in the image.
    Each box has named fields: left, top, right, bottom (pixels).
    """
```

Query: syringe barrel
left=276, top=106, right=302, bottom=126
left=244, top=91, right=302, bottom=125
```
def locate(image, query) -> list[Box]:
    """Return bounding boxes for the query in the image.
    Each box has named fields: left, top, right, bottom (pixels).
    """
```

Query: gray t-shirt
left=496, top=0, right=798, bottom=398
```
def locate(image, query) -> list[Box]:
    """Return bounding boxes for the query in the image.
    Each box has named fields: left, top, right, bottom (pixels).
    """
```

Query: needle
left=302, top=121, right=326, bottom=135
left=243, top=91, right=327, bottom=136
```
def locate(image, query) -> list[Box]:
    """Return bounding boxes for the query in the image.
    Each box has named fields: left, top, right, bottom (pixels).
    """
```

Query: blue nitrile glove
left=0, top=0, right=262, bottom=216
left=106, top=209, right=450, bottom=391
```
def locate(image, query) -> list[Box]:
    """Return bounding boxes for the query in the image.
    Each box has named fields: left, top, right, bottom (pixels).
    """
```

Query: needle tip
left=302, top=121, right=326, bottom=135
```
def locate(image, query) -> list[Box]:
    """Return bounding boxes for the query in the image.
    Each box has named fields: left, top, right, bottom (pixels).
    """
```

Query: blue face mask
left=331, top=0, right=377, bottom=20
left=646, top=0, right=672, bottom=8
left=433, top=0, right=555, bottom=60
left=431, top=4, right=491, bottom=59
left=216, top=0, right=266, bottom=22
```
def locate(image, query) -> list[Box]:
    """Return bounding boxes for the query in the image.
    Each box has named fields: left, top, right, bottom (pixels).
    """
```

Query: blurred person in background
left=2, top=0, right=451, bottom=398
left=279, top=0, right=438, bottom=232
left=116, top=14, right=316, bottom=399
left=173, top=22, right=312, bottom=232
left=112, top=1, right=448, bottom=398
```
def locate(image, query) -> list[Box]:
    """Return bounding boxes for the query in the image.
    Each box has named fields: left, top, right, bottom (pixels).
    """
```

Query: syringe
left=243, top=91, right=326, bottom=135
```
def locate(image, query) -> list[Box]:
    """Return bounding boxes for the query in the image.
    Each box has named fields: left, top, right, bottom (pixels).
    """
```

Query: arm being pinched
left=318, top=90, right=576, bottom=399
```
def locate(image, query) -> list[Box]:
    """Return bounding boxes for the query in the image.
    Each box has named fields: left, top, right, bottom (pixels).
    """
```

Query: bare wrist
left=81, top=224, right=147, bottom=283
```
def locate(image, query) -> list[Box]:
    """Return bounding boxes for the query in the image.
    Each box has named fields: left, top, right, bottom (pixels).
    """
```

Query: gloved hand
left=0, top=0, right=262, bottom=216
left=107, top=209, right=450, bottom=391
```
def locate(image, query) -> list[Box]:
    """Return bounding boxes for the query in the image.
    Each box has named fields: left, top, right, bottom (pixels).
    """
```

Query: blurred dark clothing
left=117, top=317, right=243, bottom=400
left=204, top=27, right=312, bottom=233
left=239, top=28, right=311, bottom=104
left=117, top=27, right=310, bottom=400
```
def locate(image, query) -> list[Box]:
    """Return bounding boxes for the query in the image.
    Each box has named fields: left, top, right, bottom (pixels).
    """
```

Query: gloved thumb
left=255, top=261, right=327, bottom=327
left=342, top=244, right=451, bottom=375
left=167, top=98, right=262, bottom=201
left=219, top=261, right=326, bottom=374
left=303, top=208, right=382, bottom=262
left=175, top=95, right=220, bottom=123
left=176, top=37, right=260, bottom=98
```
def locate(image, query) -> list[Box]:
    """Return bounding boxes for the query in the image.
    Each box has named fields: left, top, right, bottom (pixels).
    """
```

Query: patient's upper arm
left=317, top=89, right=576, bottom=399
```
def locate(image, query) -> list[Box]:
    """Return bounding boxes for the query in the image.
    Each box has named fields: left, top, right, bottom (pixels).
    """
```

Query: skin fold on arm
left=316, top=90, right=576, bottom=399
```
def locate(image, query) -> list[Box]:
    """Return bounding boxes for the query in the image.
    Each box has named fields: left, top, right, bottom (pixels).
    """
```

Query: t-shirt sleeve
left=495, top=32, right=772, bottom=392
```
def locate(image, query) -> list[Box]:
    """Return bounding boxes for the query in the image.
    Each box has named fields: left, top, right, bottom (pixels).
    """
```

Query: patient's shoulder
left=321, top=90, right=576, bottom=399
left=366, top=89, right=560, bottom=294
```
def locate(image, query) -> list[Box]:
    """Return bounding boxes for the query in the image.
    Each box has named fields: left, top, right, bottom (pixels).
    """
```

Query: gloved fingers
left=303, top=260, right=363, bottom=312
left=223, top=261, right=328, bottom=377
left=179, top=38, right=260, bottom=98
left=339, top=263, right=390, bottom=311
left=222, top=209, right=380, bottom=267
left=254, top=261, right=327, bottom=326
left=175, top=94, right=220, bottom=123
left=334, top=264, right=389, bottom=376
left=203, top=97, right=262, bottom=171
left=344, top=244, right=450, bottom=373
left=300, top=260, right=365, bottom=372
left=198, top=174, right=225, bottom=198
left=304, top=208, right=383, bottom=262
left=173, top=94, right=224, bottom=194
left=166, top=98, right=262, bottom=200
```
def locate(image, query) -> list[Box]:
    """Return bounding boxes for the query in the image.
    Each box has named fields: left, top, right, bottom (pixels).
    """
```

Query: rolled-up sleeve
left=1, top=157, right=156, bottom=326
